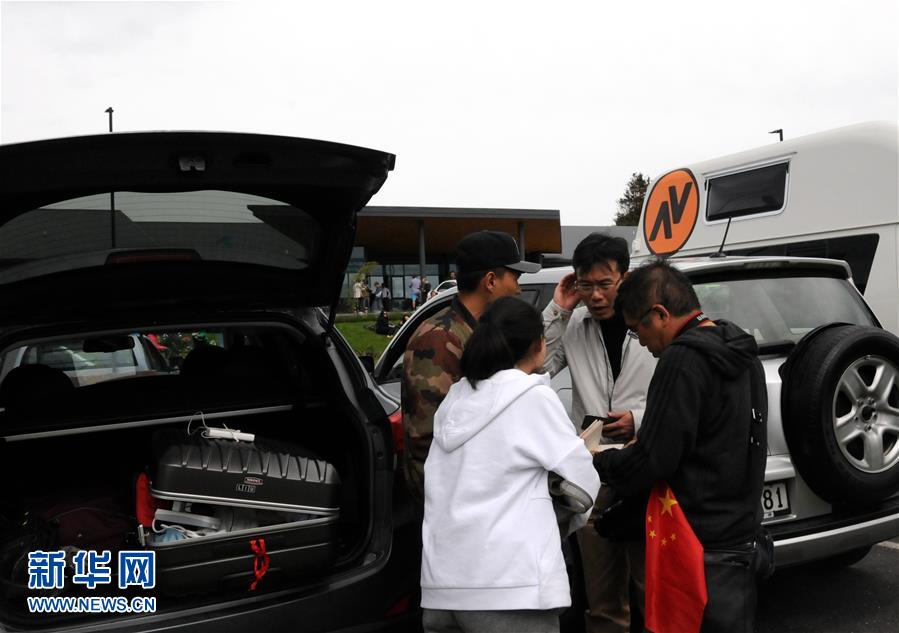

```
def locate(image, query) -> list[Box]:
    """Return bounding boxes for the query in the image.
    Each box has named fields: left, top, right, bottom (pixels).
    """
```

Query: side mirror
left=359, top=355, right=375, bottom=373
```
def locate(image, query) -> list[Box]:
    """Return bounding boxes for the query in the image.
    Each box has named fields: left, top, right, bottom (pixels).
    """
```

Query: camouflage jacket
left=401, top=297, right=478, bottom=504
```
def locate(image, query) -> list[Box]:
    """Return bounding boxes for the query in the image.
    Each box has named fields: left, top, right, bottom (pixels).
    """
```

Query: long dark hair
left=460, top=297, right=543, bottom=388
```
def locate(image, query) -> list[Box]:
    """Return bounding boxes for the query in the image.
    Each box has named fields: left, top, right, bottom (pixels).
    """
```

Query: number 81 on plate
left=761, top=481, right=790, bottom=519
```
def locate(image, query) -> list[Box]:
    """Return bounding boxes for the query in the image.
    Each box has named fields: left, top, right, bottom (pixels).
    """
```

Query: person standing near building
left=352, top=278, right=364, bottom=314
left=421, top=276, right=432, bottom=303
left=409, top=274, right=421, bottom=309
left=542, top=233, right=656, bottom=633
left=380, top=283, right=392, bottom=311
left=401, top=230, right=540, bottom=505
left=361, top=279, right=371, bottom=313
left=372, top=282, right=382, bottom=313
left=596, top=260, right=766, bottom=633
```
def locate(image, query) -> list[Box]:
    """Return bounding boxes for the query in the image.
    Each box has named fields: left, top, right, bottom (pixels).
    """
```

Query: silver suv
left=375, top=256, right=899, bottom=569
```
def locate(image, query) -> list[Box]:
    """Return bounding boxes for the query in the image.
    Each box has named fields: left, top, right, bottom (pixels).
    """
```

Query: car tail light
left=388, top=408, right=404, bottom=452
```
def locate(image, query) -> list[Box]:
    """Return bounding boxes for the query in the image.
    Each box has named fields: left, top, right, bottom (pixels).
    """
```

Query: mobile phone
left=581, top=414, right=618, bottom=430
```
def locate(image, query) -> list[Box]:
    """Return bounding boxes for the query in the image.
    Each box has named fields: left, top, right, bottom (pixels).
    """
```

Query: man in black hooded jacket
left=594, top=260, right=767, bottom=633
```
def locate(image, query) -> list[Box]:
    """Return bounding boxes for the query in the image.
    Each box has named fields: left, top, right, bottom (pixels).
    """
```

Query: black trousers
left=700, top=546, right=757, bottom=633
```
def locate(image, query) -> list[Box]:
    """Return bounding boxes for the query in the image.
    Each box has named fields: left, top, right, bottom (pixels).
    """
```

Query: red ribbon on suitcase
left=248, top=538, right=270, bottom=591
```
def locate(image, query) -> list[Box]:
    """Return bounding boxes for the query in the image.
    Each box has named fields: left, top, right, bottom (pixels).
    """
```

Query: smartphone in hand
left=581, top=414, right=618, bottom=430
left=579, top=421, right=602, bottom=452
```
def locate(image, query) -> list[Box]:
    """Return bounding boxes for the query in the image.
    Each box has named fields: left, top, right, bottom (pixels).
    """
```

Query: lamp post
left=106, top=107, right=116, bottom=247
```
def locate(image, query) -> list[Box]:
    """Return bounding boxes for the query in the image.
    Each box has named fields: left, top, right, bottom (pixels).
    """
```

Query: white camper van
left=632, top=121, right=899, bottom=333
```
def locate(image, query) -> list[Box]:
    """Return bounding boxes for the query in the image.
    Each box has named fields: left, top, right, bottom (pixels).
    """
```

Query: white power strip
left=203, top=427, right=255, bottom=442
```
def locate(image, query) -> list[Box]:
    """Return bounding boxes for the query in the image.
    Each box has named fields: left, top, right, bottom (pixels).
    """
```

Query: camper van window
left=706, top=162, right=789, bottom=221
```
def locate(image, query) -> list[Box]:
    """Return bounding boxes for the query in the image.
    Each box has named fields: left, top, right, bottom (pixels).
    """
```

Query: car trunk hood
left=0, top=131, right=395, bottom=324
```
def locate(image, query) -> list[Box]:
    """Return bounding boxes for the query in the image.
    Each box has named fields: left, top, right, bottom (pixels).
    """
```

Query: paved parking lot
left=757, top=538, right=899, bottom=633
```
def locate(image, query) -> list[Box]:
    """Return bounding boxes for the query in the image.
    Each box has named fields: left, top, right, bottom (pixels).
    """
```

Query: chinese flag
left=645, top=482, right=708, bottom=633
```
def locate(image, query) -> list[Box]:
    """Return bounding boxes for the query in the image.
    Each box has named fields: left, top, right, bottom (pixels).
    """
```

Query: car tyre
left=781, top=324, right=899, bottom=506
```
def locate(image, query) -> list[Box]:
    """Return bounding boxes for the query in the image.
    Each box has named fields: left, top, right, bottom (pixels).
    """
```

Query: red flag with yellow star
left=645, top=482, right=708, bottom=633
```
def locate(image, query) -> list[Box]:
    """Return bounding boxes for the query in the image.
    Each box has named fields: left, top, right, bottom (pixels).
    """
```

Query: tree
left=614, top=172, right=650, bottom=226
left=343, top=260, right=380, bottom=313
left=353, top=260, right=380, bottom=284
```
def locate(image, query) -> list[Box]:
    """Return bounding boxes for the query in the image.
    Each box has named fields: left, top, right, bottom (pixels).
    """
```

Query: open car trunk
left=0, top=131, right=396, bottom=332
left=0, top=315, right=375, bottom=628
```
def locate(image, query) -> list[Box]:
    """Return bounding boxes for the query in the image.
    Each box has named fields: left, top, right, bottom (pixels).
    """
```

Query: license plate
left=761, top=481, right=790, bottom=519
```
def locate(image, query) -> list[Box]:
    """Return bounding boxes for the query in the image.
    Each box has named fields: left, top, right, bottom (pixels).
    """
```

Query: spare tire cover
left=781, top=324, right=899, bottom=506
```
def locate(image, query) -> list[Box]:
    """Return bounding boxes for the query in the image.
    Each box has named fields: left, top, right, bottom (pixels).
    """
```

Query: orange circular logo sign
left=643, top=169, right=700, bottom=256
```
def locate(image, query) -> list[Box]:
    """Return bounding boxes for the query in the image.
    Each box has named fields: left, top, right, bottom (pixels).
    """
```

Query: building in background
left=534, top=225, right=638, bottom=269
left=345, top=206, right=561, bottom=310
left=343, top=208, right=642, bottom=311
left=560, top=225, right=638, bottom=258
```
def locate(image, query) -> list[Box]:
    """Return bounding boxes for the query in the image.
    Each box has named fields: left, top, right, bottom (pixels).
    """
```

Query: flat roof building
left=345, top=207, right=639, bottom=312
left=356, top=205, right=561, bottom=270
left=346, top=206, right=561, bottom=310
left=561, top=225, right=638, bottom=258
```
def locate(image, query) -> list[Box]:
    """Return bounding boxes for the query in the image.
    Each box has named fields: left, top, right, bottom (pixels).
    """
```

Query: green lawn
left=334, top=321, right=394, bottom=359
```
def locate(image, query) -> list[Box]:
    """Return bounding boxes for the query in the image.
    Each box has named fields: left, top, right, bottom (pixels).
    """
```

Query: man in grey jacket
left=543, top=233, right=656, bottom=633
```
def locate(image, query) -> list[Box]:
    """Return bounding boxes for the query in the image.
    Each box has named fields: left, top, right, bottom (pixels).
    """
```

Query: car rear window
left=24, top=343, right=137, bottom=371
left=0, top=190, right=321, bottom=281
left=1, top=331, right=233, bottom=387
left=694, top=275, right=876, bottom=345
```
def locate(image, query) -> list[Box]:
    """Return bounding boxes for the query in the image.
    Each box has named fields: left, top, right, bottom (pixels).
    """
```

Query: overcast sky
left=2, top=1, right=896, bottom=226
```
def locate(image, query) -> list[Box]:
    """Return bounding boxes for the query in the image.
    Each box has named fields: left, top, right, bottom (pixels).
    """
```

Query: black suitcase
left=146, top=431, right=341, bottom=595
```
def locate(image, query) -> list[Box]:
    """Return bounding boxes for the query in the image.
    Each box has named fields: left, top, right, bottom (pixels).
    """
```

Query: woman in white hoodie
left=421, top=297, right=600, bottom=633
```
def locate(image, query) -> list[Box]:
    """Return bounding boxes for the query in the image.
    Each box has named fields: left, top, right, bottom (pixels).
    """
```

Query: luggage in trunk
left=146, top=430, right=341, bottom=595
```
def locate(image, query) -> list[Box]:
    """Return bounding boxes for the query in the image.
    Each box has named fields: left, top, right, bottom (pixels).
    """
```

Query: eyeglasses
left=626, top=307, right=657, bottom=340
left=575, top=278, right=621, bottom=295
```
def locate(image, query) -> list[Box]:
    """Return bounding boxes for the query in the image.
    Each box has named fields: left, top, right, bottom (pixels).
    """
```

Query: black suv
left=0, top=132, right=421, bottom=632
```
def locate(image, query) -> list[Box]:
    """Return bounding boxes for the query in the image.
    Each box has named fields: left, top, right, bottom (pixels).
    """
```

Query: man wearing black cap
left=401, top=230, right=540, bottom=504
